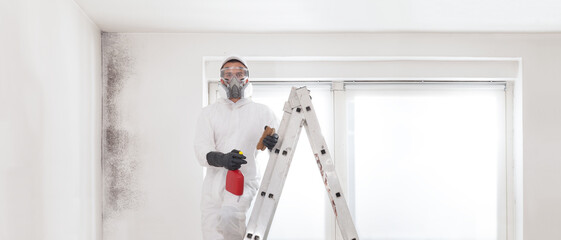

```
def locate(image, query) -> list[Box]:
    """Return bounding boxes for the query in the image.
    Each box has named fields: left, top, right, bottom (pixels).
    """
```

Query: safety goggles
left=220, top=67, right=249, bottom=81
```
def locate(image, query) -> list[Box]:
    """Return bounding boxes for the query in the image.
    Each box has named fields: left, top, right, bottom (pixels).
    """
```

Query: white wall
left=0, top=0, right=102, bottom=239
left=101, top=33, right=561, bottom=240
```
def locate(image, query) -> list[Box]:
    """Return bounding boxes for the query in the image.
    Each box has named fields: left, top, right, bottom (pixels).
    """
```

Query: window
left=209, top=81, right=510, bottom=240
left=347, top=83, right=506, bottom=240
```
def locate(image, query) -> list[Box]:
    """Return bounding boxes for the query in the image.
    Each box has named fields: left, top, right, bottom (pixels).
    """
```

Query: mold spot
left=101, top=33, right=141, bottom=220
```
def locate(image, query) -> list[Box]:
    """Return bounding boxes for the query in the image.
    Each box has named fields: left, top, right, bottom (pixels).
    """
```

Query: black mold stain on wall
left=102, top=33, right=140, bottom=220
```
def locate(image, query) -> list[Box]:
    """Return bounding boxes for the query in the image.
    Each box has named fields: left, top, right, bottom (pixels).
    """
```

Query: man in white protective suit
left=194, top=55, right=279, bottom=240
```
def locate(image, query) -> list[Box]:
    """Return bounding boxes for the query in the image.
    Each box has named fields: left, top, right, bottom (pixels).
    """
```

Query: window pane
left=251, top=84, right=333, bottom=240
left=348, top=84, right=505, bottom=240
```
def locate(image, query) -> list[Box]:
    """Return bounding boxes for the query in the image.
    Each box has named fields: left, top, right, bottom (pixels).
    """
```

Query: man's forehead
left=223, top=61, right=246, bottom=68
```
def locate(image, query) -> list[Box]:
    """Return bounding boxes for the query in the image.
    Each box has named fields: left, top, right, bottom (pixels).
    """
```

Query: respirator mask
left=220, top=66, right=249, bottom=99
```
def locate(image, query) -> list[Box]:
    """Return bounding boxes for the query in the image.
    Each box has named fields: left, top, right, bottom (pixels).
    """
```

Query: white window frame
left=203, top=56, right=523, bottom=240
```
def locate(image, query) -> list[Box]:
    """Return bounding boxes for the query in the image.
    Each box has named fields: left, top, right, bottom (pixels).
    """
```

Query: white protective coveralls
left=194, top=86, right=277, bottom=240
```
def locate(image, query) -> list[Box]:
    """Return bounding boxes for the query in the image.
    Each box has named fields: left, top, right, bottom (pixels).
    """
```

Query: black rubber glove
left=262, top=133, right=279, bottom=151
left=206, top=149, right=247, bottom=170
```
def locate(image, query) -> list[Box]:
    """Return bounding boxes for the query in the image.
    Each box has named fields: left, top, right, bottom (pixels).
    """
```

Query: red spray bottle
left=226, top=151, right=244, bottom=196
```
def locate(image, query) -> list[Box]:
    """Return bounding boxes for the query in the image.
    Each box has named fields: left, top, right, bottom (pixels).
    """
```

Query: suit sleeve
left=193, top=109, right=215, bottom=167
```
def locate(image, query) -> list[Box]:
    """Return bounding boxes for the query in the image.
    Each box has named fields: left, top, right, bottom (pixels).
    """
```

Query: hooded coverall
left=194, top=96, right=277, bottom=240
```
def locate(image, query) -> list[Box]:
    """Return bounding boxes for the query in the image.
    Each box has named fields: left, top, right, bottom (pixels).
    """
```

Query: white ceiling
left=74, top=0, right=561, bottom=33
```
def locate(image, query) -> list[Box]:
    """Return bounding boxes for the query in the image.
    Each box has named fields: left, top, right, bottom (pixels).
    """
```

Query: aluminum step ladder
left=245, top=86, right=359, bottom=240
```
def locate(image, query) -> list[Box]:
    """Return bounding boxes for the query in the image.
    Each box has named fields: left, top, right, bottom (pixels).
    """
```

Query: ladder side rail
left=246, top=100, right=293, bottom=235
left=246, top=93, right=306, bottom=240
left=296, top=88, right=359, bottom=240
left=246, top=111, right=305, bottom=240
